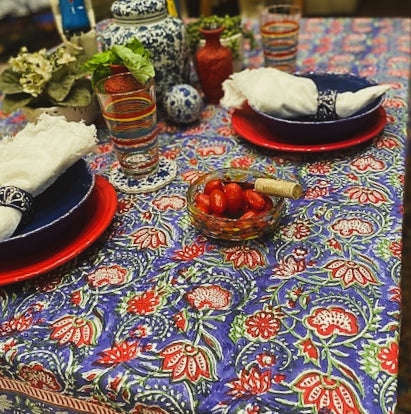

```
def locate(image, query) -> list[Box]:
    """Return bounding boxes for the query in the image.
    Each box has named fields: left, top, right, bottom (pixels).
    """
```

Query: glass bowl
left=187, top=168, right=285, bottom=241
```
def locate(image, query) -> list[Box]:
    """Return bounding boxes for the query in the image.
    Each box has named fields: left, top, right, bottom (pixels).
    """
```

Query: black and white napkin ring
left=0, top=186, right=34, bottom=220
left=316, top=89, right=339, bottom=121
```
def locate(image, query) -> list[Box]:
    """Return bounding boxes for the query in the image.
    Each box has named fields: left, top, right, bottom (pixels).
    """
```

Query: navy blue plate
left=0, top=159, right=95, bottom=258
left=251, top=72, right=385, bottom=141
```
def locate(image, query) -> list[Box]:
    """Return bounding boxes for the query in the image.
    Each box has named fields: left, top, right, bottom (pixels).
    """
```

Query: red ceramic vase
left=195, top=26, right=233, bottom=104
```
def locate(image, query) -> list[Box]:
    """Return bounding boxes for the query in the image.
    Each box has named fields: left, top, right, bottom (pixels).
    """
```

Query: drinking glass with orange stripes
left=259, top=4, right=301, bottom=73
left=95, top=72, right=159, bottom=177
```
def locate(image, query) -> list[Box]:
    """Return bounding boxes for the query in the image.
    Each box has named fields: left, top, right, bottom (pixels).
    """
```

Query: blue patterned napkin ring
left=316, top=89, right=339, bottom=121
left=0, top=186, right=34, bottom=220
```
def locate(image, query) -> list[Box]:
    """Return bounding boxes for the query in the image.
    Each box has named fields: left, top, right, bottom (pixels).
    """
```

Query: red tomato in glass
left=195, top=193, right=210, bottom=213
left=209, top=189, right=227, bottom=216
left=243, top=189, right=266, bottom=211
left=263, top=195, right=274, bottom=211
left=224, top=182, right=244, bottom=217
left=240, top=210, right=258, bottom=220
left=204, top=179, right=224, bottom=195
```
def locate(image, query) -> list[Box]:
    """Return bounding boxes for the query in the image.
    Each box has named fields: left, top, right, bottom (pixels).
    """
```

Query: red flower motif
left=389, top=240, right=402, bottom=259
left=388, top=286, right=401, bottom=303
left=227, top=366, right=272, bottom=398
left=161, top=148, right=181, bottom=160
left=305, top=307, right=359, bottom=338
left=273, top=373, right=286, bottom=383
left=181, top=169, right=203, bottom=184
left=1, top=313, right=34, bottom=336
left=185, top=285, right=232, bottom=310
left=172, top=242, right=207, bottom=261
left=159, top=341, right=213, bottom=382
left=344, top=186, right=388, bottom=205
left=70, top=290, right=83, bottom=306
left=305, top=185, right=330, bottom=199
left=245, top=309, right=282, bottom=341
left=230, top=156, right=254, bottom=169
left=273, top=255, right=306, bottom=278
left=142, top=211, right=152, bottom=221
left=173, top=311, right=188, bottom=331
left=325, top=259, right=378, bottom=287
left=327, top=238, right=342, bottom=250
left=50, top=315, right=99, bottom=347
left=34, top=275, right=62, bottom=292
left=223, top=246, right=265, bottom=269
left=298, top=338, right=319, bottom=361
left=217, top=126, right=235, bottom=137
left=256, top=352, right=276, bottom=367
left=87, top=265, right=128, bottom=288
left=18, top=363, right=62, bottom=392
left=331, top=218, right=373, bottom=237
left=152, top=195, right=186, bottom=211
left=293, top=372, right=361, bottom=414
left=108, top=374, right=123, bottom=392
left=127, top=289, right=161, bottom=315
left=117, top=198, right=133, bottom=214
left=97, top=340, right=142, bottom=366
left=131, top=404, right=169, bottom=414
left=196, top=145, right=225, bottom=156
left=280, top=220, right=311, bottom=240
left=376, top=136, right=400, bottom=150
left=130, top=325, right=150, bottom=338
left=131, top=227, right=168, bottom=250
left=384, top=97, right=406, bottom=109
left=350, top=155, right=385, bottom=172
left=307, top=162, right=332, bottom=174
left=2, top=338, right=17, bottom=352
left=377, top=341, right=398, bottom=375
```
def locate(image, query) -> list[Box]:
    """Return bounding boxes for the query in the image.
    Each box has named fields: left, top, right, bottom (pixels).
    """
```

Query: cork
left=254, top=178, right=303, bottom=199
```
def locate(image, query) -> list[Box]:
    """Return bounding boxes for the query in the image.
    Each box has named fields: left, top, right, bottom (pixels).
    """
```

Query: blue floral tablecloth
left=0, top=17, right=410, bottom=414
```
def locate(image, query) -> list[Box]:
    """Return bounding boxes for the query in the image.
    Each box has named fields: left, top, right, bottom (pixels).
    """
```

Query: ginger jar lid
left=111, top=0, right=167, bottom=20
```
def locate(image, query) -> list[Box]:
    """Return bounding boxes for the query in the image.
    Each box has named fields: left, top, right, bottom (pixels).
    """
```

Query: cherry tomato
left=204, top=179, right=224, bottom=195
left=243, top=189, right=266, bottom=211
left=239, top=210, right=258, bottom=220
left=195, top=193, right=210, bottom=213
left=196, top=202, right=210, bottom=214
left=209, top=189, right=227, bottom=216
left=263, top=196, right=274, bottom=211
left=224, top=182, right=244, bottom=217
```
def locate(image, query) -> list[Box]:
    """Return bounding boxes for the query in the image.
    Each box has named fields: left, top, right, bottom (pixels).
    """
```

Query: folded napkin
left=0, top=113, right=97, bottom=241
left=221, top=68, right=391, bottom=120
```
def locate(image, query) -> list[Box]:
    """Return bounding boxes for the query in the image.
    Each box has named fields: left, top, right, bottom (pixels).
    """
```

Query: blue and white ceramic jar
left=100, top=0, right=189, bottom=103
left=164, top=84, right=203, bottom=124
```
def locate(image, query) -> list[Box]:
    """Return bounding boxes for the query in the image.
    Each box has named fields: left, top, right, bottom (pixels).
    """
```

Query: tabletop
left=0, top=16, right=410, bottom=414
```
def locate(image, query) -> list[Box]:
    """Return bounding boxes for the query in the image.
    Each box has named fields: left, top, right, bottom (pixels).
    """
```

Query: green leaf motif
left=375, top=239, right=393, bottom=261
left=228, top=313, right=247, bottom=343
left=358, top=341, right=381, bottom=379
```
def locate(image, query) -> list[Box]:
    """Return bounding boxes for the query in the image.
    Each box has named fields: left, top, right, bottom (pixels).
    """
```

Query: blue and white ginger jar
left=100, top=0, right=189, bottom=103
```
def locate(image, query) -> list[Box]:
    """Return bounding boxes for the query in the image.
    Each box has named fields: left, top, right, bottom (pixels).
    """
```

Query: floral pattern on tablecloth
left=0, top=17, right=410, bottom=414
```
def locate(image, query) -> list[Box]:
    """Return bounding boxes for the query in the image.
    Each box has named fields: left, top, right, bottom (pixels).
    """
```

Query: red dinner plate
left=232, top=105, right=387, bottom=153
left=0, top=175, right=117, bottom=285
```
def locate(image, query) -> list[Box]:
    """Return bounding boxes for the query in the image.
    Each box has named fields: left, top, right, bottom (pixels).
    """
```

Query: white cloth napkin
left=221, top=68, right=391, bottom=119
left=0, top=113, right=97, bottom=241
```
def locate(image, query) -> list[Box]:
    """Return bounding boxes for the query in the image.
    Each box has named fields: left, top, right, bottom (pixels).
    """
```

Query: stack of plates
left=0, top=159, right=117, bottom=284
left=232, top=72, right=387, bottom=153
